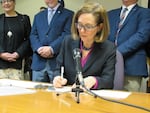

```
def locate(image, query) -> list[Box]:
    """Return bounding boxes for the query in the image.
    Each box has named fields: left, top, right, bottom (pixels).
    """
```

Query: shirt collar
left=48, top=3, right=60, bottom=12
left=122, top=3, right=136, bottom=12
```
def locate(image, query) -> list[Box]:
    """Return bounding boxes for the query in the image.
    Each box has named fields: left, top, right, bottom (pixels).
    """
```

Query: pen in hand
left=56, top=66, right=64, bottom=96
left=61, top=66, right=64, bottom=79
left=60, top=66, right=67, bottom=86
left=53, top=66, right=66, bottom=88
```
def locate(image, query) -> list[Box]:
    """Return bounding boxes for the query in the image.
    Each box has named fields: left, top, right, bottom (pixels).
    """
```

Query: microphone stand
left=71, top=48, right=97, bottom=103
left=72, top=76, right=84, bottom=103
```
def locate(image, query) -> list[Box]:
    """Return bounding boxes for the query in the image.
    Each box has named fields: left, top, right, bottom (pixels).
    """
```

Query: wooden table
left=0, top=88, right=150, bottom=113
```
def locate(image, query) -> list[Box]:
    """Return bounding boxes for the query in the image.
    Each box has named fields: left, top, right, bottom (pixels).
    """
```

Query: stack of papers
left=0, top=79, right=52, bottom=89
left=0, top=79, right=51, bottom=96
left=0, top=86, right=36, bottom=96
left=91, top=90, right=131, bottom=99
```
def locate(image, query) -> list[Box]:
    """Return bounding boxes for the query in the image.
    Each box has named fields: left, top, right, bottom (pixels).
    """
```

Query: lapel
left=16, top=13, right=26, bottom=36
left=120, top=5, right=138, bottom=30
left=82, top=42, right=103, bottom=72
left=115, top=8, right=122, bottom=31
left=46, top=5, right=63, bottom=34
left=0, top=14, right=5, bottom=38
left=43, top=10, right=51, bottom=35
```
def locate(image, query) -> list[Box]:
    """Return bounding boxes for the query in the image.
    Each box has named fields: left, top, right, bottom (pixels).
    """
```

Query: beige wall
left=0, top=0, right=148, bottom=24
left=141, top=0, right=148, bottom=7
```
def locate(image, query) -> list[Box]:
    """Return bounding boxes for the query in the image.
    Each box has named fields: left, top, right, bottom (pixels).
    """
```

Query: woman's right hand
left=53, top=76, right=67, bottom=88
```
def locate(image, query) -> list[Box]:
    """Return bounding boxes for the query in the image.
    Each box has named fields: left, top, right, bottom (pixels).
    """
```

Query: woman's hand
left=53, top=76, right=67, bottom=88
left=83, top=76, right=96, bottom=89
left=72, top=76, right=96, bottom=90
left=0, top=52, right=19, bottom=62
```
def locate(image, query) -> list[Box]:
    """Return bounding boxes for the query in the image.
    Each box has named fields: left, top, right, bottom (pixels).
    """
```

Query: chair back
left=113, top=51, right=124, bottom=90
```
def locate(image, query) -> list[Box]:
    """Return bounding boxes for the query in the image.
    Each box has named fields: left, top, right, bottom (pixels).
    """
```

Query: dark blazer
left=0, top=13, right=31, bottom=69
left=54, top=36, right=116, bottom=89
left=108, top=5, right=150, bottom=76
left=30, top=5, right=74, bottom=71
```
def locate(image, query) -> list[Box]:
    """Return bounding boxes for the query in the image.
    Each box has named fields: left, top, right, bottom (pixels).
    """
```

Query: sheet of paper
left=0, top=79, right=52, bottom=89
left=0, top=86, right=36, bottom=96
left=91, top=90, right=131, bottom=99
left=46, top=86, right=72, bottom=93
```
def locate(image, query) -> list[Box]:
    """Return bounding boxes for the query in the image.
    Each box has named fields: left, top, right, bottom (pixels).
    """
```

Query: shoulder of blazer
left=16, top=12, right=31, bottom=31
left=57, top=5, right=74, bottom=14
left=16, top=12, right=29, bottom=23
left=16, top=12, right=31, bottom=39
left=0, top=13, right=5, bottom=20
left=57, top=5, right=64, bottom=13
left=95, top=40, right=115, bottom=50
left=131, top=4, right=143, bottom=12
left=16, top=13, right=27, bottom=31
left=0, top=14, right=5, bottom=33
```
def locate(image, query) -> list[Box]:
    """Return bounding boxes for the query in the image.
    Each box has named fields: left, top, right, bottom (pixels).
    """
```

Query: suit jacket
left=54, top=36, right=116, bottom=89
left=108, top=5, right=150, bottom=76
left=30, top=5, right=74, bottom=71
left=0, top=13, right=31, bottom=69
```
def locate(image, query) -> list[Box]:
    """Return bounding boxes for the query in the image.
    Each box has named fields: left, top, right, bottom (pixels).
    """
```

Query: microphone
left=73, top=48, right=85, bottom=86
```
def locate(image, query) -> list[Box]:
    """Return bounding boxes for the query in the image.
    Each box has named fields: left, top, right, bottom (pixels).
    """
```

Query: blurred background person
left=53, top=2, right=116, bottom=90
left=30, top=0, right=74, bottom=83
left=0, top=0, right=31, bottom=80
left=108, top=0, right=150, bottom=92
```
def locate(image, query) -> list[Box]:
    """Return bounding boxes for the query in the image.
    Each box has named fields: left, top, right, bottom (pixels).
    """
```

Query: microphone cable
left=73, top=48, right=150, bottom=112
left=83, top=87, right=150, bottom=112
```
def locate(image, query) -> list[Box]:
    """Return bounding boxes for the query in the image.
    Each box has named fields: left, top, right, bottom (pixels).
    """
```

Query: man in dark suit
left=108, top=0, right=150, bottom=92
left=30, top=0, right=74, bottom=82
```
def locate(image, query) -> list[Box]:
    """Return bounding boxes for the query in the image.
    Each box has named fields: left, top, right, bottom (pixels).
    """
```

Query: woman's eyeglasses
left=76, top=23, right=98, bottom=31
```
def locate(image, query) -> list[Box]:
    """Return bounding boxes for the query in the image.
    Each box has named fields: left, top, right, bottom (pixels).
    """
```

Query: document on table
left=0, top=79, right=52, bottom=89
left=0, top=86, right=36, bottom=96
left=46, top=86, right=72, bottom=93
left=91, top=90, right=131, bottom=99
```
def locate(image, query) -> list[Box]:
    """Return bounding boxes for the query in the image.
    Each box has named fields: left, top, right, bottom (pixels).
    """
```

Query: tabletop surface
left=0, top=79, right=150, bottom=113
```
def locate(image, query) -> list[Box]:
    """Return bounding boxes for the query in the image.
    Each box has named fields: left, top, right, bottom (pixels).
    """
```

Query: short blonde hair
left=71, top=2, right=110, bottom=43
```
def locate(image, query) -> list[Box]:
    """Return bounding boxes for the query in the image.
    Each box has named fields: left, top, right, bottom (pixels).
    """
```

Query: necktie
left=115, top=8, right=128, bottom=45
left=48, top=9, right=54, bottom=25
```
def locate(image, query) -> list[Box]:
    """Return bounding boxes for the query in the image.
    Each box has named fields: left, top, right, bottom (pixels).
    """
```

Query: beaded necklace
left=81, top=41, right=94, bottom=51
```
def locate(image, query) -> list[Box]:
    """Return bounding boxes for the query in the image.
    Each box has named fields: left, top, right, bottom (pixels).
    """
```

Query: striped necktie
left=115, top=8, right=128, bottom=45
left=48, top=9, right=54, bottom=25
